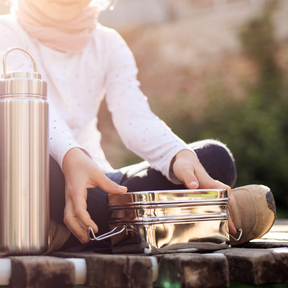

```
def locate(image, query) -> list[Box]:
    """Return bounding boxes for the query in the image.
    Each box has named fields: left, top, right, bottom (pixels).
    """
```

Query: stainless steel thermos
left=0, top=47, right=49, bottom=255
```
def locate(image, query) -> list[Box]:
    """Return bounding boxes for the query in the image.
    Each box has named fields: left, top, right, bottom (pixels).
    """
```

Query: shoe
left=229, top=184, right=276, bottom=246
left=45, top=220, right=71, bottom=254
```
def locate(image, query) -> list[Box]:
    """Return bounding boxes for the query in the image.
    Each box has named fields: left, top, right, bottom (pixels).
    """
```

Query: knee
left=192, top=139, right=237, bottom=187
left=202, top=139, right=235, bottom=161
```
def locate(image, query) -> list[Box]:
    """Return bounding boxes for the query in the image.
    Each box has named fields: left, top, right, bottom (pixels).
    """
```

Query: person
left=0, top=0, right=276, bottom=252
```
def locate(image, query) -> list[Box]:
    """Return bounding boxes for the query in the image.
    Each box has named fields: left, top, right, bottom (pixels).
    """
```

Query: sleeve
left=0, top=17, right=85, bottom=169
left=104, top=30, right=193, bottom=183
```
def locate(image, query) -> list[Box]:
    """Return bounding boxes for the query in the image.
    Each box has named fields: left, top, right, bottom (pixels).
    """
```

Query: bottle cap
left=0, top=47, right=47, bottom=97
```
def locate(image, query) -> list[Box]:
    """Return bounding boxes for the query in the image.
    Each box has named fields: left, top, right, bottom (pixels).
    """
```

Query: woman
left=0, top=0, right=275, bottom=251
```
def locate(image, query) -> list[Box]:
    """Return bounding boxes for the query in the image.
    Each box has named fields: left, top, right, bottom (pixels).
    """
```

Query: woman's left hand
left=172, top=149, right=237, bottom=235
left=62, top=148, right=127, bottom=244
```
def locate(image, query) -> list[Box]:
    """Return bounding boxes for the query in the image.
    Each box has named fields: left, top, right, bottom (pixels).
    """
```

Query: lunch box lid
left=108, top=189, right=228, bottom=209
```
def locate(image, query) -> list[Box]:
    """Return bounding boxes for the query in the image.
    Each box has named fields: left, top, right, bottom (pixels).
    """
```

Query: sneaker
left=229, top=184, right=276, bottom=246
left=45, top=220, right=71, bottom=254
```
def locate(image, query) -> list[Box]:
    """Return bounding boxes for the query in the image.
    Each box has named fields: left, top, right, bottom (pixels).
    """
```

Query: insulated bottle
left=0, top=47, right=49, bottom=255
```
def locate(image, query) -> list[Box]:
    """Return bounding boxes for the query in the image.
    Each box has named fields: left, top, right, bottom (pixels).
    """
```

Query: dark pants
left=50, top=139, right=237, bottom=250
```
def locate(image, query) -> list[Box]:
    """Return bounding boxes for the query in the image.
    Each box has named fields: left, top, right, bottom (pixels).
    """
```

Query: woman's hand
left=171, top=149, right=237, bottom=235
left=62, top=148, right=127, bottom=244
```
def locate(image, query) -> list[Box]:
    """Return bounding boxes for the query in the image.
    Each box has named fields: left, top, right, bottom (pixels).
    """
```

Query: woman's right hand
left=62, top=148, right=127, bottom=244
left=172, top=149, right=237, bottom=235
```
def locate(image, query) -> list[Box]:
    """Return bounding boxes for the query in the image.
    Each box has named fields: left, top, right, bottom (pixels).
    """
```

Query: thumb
left=97, top=173, right=127, bottom=194
left=229, top=218, right=237, bottom=235
left=178, top=168, right=199, bottom=189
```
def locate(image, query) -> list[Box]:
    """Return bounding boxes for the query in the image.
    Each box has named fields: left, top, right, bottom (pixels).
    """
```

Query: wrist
left=62, top=148, right=85, bottom=174
left=170, top=149, right=197, bottom=171
left=175, top=149, right=197, bottom=160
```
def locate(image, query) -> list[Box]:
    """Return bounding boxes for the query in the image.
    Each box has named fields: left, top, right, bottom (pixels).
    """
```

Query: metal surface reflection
left=0, top=48, right=49, bottom=255
left=108, top=189, right=229, bottom=253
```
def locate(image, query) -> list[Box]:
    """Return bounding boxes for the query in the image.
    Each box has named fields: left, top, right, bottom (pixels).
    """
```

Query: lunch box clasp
left=88, top=225, right=137, bottom=241
left=230, top=228, right=243, bottom=242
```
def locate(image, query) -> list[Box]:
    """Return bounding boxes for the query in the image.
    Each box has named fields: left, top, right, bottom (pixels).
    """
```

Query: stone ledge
left=9, top=256, right=75, bottom=288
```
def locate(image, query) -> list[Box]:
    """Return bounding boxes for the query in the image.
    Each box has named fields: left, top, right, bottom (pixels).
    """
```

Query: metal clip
left=125, top=225, right=138, bottom=235
left=88, top=225, right=126, bottom=241
left=227, top=204, right=243, bottom=242
left=230, top=228, right=243, bottom=241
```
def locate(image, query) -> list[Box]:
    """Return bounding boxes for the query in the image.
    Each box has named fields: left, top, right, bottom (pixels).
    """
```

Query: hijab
left=14, top=0, right=100, bottom=52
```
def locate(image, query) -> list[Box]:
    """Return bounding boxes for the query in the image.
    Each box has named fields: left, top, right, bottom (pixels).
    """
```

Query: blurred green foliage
left=154, top=4, right=288, bottom=216
left=229, top=283, right=288, bottom=288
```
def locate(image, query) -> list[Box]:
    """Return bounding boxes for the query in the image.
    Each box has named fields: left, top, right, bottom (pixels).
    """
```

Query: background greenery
left=146, top=3, right=288, bottom=218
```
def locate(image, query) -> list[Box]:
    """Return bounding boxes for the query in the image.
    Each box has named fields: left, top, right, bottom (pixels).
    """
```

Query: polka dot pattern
left=0, top=17, right=191, bottom=181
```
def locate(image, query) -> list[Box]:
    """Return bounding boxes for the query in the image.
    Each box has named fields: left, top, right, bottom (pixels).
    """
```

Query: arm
left=104, top=29, right=192, bottom=183
left=0, top=18, right=127, bottom=242
left=0, top=17, right=81, bottom=169
left=103, top=30, right=236, bottom=234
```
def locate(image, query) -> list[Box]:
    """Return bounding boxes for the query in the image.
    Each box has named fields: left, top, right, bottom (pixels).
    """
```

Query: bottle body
left=0, top=95, right=49, bottom=255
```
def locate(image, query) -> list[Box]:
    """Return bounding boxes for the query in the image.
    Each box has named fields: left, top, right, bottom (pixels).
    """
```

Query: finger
left=205, top=179, right=231, bottom=195
left=173, top=159, right=199, bottom=189
left=179, top=169, right=199, bottom=189
left=95, top=172, right=127, bottom=195
left=228, top=218, right=237, bottom=235
left=65, top=187, right=99, bottom=239
left=71, top=187, right=99, bottom=232
left=206, top=181, right=235, bottom=234
left=64, top=198, right=96, bottom=243
left=67, top=216, right=89, bottom=244
left=193, top=169, right=236, bottom=233
left=195, top=167, right=231, bottom=194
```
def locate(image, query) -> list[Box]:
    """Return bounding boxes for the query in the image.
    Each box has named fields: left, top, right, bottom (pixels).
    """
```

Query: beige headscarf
left=14, top=0, right=100, bottom=52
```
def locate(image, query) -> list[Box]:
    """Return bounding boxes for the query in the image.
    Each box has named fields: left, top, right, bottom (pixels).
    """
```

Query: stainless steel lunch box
left=89, top=189, right=230, bottom=254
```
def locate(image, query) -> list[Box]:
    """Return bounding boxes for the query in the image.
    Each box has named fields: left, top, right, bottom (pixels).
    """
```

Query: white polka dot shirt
left=0, top=14, right=191, bottom=183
